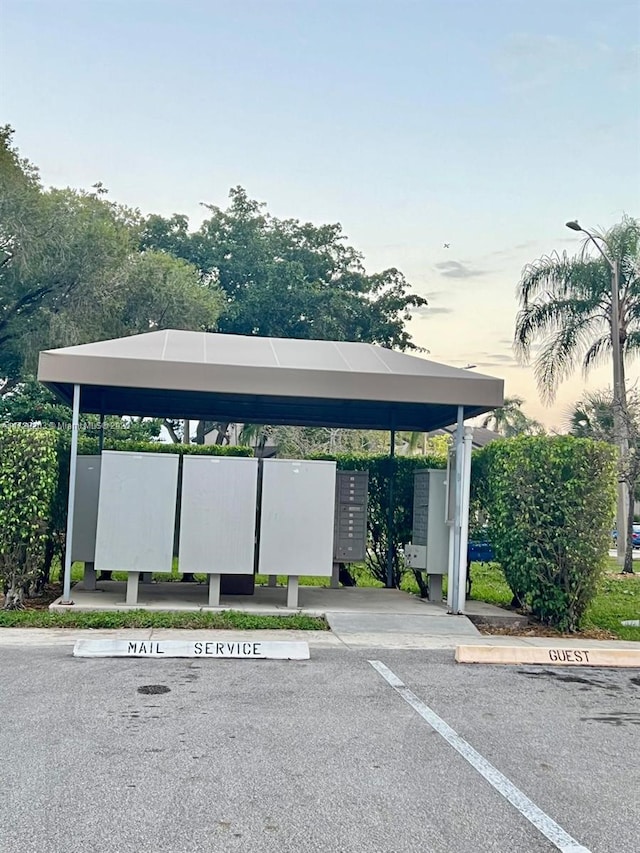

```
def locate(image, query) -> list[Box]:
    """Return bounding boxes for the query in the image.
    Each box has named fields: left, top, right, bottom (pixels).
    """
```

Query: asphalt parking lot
left=1, top=646, right=638, bottom=853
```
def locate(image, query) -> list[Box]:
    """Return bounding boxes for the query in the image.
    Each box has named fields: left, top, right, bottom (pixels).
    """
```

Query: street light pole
left=566, top=221, right=628, bottom=563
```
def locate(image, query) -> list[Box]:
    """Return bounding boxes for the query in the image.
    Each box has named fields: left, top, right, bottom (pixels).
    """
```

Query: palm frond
left=583, top=335, right=611, bottom=372
left=533, top=316, right=603, bottom=402
left=515, top=299, right=604, bottom=361
left=518, top=252, right=609, bottom=306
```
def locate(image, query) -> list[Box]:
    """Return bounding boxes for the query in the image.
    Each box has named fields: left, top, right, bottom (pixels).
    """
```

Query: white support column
left=446, top=523, right=455, bottom=609
left=330, top=562, right=340, bottom=589
left=448, top=406, right=464, bottom=614
left=126, top=572, right=140, bottom=606
left=208, top=573, right=221, bottom=607
left=61, top=384, right=81, bottom=605
left=287, top=576, right=299, bottom=609
left=455, top=426, right=474, bottom=614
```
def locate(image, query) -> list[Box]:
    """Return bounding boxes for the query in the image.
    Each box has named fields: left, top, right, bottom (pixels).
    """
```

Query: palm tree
left=515, top=216, right=640, bottom=400
left=567, top=389, right=616, bottom=440
left=567, top=388, right=640, bottom=574
left=516, top=215, right=640, bottom=573
left=481, top=395, right=543, bottom=437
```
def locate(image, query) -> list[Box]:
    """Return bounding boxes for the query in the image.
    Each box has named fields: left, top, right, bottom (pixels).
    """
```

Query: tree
left=567, top=390, right=616, bottom=440
left=481, top=396, right=543, bottom=437
left=515, top=216, right=640, bottom=400
left=1, top=128, right=224, bottom=391
left=238, top=424, right=389, bottom=457
left=0, top=379, right=162, bottom=442
left=141, top=186, right=427, bottom=445
left=141, top=186, right=427, bottom=349
left=515, top=215, right=640, bottom=570
left=568, top=389, right=640, bottom=573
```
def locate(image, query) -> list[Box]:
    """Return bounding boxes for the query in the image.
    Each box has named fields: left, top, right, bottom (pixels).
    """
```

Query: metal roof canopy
left=37, top=329, right=504, bottom=431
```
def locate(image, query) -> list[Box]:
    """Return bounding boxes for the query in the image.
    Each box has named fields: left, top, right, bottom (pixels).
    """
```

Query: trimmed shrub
left=473, top=435, right=616, bottom=631
left=309, top=452, right=446, bottom=587
left=74, top=437, right=253, bottom=456
left=0, top=426, right=60, bottom=608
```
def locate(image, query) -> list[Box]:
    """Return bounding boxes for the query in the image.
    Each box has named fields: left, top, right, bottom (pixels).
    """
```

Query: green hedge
left=309, top=452, right=446, bottom=587
left=75, top=437, right=253, bottom=456
left=472, top=435, right=616, bottom=631
left=0, top=426, right=61, bottom=609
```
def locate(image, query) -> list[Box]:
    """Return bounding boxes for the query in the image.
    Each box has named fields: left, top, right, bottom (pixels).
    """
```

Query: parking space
left=0, top=646, right=638, bottom=853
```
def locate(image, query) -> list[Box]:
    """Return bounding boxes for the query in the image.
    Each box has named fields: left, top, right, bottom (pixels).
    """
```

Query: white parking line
left=369, top=660, right=591, bottom=853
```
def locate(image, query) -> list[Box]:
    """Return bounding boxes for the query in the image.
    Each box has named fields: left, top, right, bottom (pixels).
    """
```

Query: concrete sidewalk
left=1, top=626, right=638, bottom=652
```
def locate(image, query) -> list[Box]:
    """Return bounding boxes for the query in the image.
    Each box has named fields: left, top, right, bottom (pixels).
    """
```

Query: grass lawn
left=467, top=559, right=640, bottom=640
left=0, top=609, right=327, bottom=630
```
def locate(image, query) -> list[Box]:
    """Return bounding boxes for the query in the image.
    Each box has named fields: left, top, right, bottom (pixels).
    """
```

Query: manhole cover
left=137, top=684, right=171, bottom=695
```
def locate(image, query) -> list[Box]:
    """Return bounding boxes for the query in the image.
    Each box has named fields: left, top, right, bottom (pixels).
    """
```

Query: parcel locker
left=404, top=468, right=449, bottom=600
left=258, top=459, right=336, bottom=578
left=333, top=470, right=369, bottom=562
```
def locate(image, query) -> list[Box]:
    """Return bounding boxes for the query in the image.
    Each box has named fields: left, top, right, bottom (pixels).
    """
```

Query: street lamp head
left=566, top=220, right=583, bottom=232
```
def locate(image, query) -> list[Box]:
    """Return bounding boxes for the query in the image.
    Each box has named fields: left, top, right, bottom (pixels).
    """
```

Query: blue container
left=467, top=541, right=494, bottom=564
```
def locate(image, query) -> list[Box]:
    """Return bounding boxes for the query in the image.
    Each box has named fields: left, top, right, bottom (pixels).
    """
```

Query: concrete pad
left=456, top=643, right=640, bottom=667
left=50, top=581, right=452, bottom=616
left=326, top=609, right=481, bottom=650
left=463, top=599, right=529, bottom=629
left=327, top=612, right=480, bottom=636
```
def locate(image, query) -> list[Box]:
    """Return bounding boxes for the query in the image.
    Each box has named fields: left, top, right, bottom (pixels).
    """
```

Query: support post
left=448, top=406, right=464, bottom=614
left=287, top=576, right=299, bottom=608
left=611, top=261, right=629, bottom=564
left=446, top=442, right=455, bottom=609
left=456, top=426, right=474, bottom=614
left=83, top=562, right=96, bottom=591
left=208, top=573, right=221, bottom=606
left=330, top=561, right=340, bottom=589
left=268, top=575, right=277, bottom=587
left=126, top=572, right=139, bottom=606
left=386, top=429, right=396, bottom=588
left=98, top=412, right=105, bottom=454
left=429, top=574, right=443, bottom=603
left=61, top=384, right=81, bottom=605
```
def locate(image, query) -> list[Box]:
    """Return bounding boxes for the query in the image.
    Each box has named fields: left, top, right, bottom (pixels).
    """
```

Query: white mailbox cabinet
left=259, top=459, right=336, bottom=607
left=404, top=468, right=449, bottom=601
left=179, top=456, right=259, bottom=606
left=94, top=451, right=179, bottom=606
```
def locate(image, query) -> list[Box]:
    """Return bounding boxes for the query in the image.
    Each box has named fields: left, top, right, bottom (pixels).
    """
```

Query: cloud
left=475, top=360, right=526, bottom=370
left=434, top=260, right=486, bottom=279
left=496, top=34, right=588, bottom=90
left=496, top=34, right=638, bottom=93
left=485, top=353, right=516, bottom=363
left=411, top=304, right=453, bottom=317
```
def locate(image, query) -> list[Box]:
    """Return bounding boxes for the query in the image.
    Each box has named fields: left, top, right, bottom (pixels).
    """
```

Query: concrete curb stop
left=456, top=644, right=640, bottom=668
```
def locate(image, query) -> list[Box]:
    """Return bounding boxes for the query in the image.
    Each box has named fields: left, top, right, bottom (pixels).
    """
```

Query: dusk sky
left=2, top=0, right=639, bottom=428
